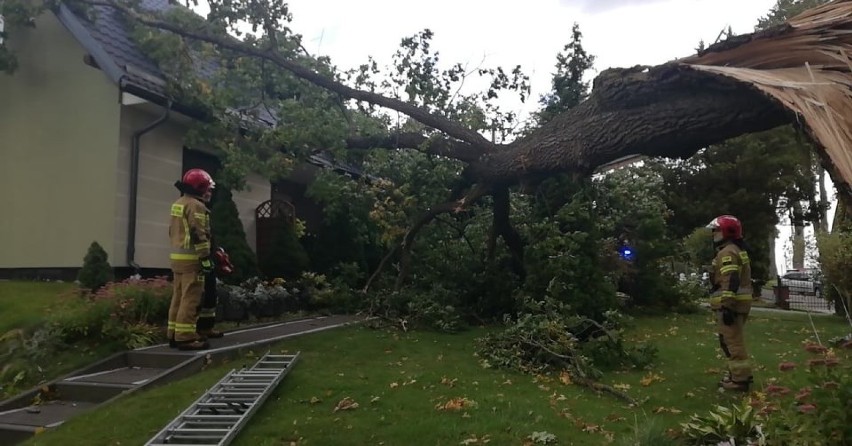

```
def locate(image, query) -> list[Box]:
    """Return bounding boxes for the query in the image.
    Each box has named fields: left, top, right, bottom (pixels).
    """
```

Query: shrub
left=816, top=230, right=852, bottom=316
left=49, top=277, right=171, bottom=348
left=77, top=241, right=113, bottom=291
left=210, top=187, right=259, bottom=285
left=258, top=220, right=310, bottom=280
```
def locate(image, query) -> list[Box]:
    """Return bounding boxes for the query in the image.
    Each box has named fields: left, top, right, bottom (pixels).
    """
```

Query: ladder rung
left=183, top=415, right=243, bottom=420
left=170, top=428, right=231, bottom=434
left=149, top=444, right=214, bottom=446
left=220, top=382, right=269, bottom=387
left=166, top=435, right=226, bottom=443
left=180, top=420, right=239, bottom=427
left=197, top=402, right=253, bottom=409
left=209, top=391, right=263, bottom=397
left=257, top=360, right=290, bottom=365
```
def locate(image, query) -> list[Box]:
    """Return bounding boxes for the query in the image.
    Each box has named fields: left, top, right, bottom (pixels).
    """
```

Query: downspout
left=127, top=101, right=172, bottom=272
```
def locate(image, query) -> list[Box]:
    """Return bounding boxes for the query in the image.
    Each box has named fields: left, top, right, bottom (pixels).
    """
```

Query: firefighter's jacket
left=709, top=241, right=753, bottom=311
left=169, top=195, right=211, bottom=273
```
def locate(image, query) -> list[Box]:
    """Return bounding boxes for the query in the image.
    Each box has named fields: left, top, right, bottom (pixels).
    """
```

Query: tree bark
left=466, top=66, right=790, bottom=182
left=768, top=230, right=778, bottom=279
left=818, top=165, right=829, bottom=233
left=492, top=186, right=526, bottom=280
left=792, top=202, right=806, bottom=270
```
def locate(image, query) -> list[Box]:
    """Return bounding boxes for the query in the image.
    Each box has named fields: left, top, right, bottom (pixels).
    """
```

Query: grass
left=0, top=281, right=76, bottom=333
left=27, top=309, right=850, bottom=446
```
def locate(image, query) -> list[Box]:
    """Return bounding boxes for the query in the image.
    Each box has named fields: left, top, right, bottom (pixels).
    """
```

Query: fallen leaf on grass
left=613, top=383, right=631, bottom=391
left=436, top=397, right=478, bottom=411
left=559, top=371, right=572, bottom=385
left=640, top=372, right=665, bottom=387
left=653, top=406, right=682, bottom=414
left=441, top=377, right=458, bottom=387
left=333, top=397, right=359, bottom=412
left=309, top=396, right=321, bottom=405
left=389, top=382, right=399, bottom=388
left=525, top=431, right=557, bottom=445
left=460, top=434, right=491, bottom=445
left=370, top=396, right=381, bottom=403
left=605, top=413, right=626, bottom=422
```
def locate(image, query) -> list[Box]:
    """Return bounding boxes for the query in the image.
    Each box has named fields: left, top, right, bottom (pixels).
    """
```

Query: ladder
left=145, top=351, right=300, bottom=446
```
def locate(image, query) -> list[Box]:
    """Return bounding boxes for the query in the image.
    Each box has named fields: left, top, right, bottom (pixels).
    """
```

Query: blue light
left=619, top=245, right=635, bottom=261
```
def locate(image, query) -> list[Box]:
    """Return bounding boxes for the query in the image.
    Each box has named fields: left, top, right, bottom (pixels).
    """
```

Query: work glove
left=721, top=306, right=736, bottom=326
left=200, top=257, right=214, bottom=274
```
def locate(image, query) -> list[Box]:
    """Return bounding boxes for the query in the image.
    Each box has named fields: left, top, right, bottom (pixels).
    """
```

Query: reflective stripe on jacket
left=709, top=242, right=753, bottom=309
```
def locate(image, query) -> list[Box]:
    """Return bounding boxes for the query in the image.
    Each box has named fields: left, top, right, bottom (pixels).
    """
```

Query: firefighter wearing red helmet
left=706, top=214, right=754, bottom=391
left=167, top=168, right=216, bottom=350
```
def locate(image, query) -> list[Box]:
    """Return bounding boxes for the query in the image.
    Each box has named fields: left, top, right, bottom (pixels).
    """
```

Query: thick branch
left=467, top=65, right=790, bottom=182
left=345, top=132, right=485, bottom=162
left=80, top=0, right=497, bottom=152
left=492, top=186, right=525, bottom=280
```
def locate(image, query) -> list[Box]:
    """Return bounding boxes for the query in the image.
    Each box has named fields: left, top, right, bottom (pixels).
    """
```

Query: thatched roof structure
left=681, top=0, right=852, bottom=199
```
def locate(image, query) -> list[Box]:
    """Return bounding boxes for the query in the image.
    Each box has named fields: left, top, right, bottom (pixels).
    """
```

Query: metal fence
left=775, top=277, right=836, bottom=314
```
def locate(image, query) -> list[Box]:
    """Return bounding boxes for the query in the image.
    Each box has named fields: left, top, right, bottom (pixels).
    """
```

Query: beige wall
left=115, top=106, right=270, bottom=269
left=0, top=14, right=120, bottom=268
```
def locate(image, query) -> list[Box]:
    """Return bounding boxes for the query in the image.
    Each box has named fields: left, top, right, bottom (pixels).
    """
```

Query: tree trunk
left=768, top=229, right=778, bottom=279
left=792, top=203, right=806, bottom=270
left=818, top=165, right=829, bottom=233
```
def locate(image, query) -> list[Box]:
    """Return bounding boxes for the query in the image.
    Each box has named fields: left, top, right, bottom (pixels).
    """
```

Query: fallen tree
left=19, top=0, right=852, bottom=285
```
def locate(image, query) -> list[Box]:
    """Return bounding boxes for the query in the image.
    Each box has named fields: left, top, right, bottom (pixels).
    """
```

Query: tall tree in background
left=535, top=23, right=595, bottom=126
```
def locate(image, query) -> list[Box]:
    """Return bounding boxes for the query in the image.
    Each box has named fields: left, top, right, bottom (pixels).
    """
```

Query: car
left=779, top=269, right=822, bottom=298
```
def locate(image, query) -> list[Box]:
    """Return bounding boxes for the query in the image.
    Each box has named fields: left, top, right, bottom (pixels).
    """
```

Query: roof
left=54, top=0, right=359, bottom=175
left=56, top=0, right=177, bottom=101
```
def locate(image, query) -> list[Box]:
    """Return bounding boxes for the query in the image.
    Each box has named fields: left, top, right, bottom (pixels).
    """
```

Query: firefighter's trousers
left=717, top=301, right=753, bottom=383
left=196, top=270, right=218, bottom=333
left=168, top=271, right=205, bottom=342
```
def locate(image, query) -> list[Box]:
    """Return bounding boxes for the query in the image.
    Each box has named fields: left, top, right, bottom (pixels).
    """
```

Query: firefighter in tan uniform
left=706, top=215, right=754, bottom=391
left=167, top=168, right=216, bottom=351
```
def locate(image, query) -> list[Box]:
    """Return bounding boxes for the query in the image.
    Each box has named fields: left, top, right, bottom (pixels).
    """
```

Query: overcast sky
left=193, top=0, right=826, bottom=272
left=281, top=0, right=778, bottom=118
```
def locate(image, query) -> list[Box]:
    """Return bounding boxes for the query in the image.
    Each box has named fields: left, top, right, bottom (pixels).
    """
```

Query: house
left=0, top=1, right=358, bottom=279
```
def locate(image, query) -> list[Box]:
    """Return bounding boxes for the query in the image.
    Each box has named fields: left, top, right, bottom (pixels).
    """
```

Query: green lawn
left=28, top=310, right=850, bottom=446
left=0, top=281, right=76, bottom=334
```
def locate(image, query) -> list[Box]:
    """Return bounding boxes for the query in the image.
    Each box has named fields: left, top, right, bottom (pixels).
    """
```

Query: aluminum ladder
left=145, top=351, right=300, bottom=446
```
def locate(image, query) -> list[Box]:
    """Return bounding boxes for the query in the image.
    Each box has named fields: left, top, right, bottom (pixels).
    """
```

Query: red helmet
left=706, top=215, right=743, bottom=239
left=182, top=168, right=215, bottom=195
